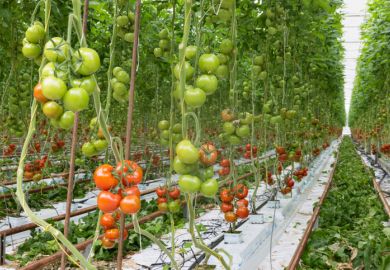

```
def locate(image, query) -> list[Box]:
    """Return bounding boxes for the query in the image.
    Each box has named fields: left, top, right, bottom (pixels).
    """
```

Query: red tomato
left=220, top=159, right=230, bottom=168
left=220, top=189, right=234, bottom=203
left=120, top=195, right=141, bottom=214
left=234, top=183, right=248, bottom=199
left=156, top=186, right=167, bottom=197
left=100, top=213, right=116, bottom=229
left=93, top=164, right=118, bottom=191
left=97, top=191, right=121, bottom=213
left=124, top=186, right=141, bottom=197
left=220, top=202, right=234, bottom=213
left=168, top=187, right=181, bottom=200
left=236, top=206, right=249, bottom=219
left=157, top=197, right=168, bottom=204
left=116, top=160, right=143, bottom=186
left=236, top=199, right=248, bottom=207
left=245, top=144, right=251, bottom=151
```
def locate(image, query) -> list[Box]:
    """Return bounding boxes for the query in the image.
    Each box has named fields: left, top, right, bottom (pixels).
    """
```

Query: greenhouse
left=0, top=0, right=389, bottom=269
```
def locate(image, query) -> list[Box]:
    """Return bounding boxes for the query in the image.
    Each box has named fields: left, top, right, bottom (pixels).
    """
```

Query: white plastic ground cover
left=121, top=142, right=339, bottom=270
left=0, top=150, right=275, bottom=267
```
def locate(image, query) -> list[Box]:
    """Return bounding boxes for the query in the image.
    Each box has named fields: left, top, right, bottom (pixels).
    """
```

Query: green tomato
left=199, top=54, right=220, bottom=74
left=159, top=39, right=170, bottom=50
left=286, top=110, right=297, bottom=119
left=82, top=142, right=98, bottom=157
left=154, top=47, right=163, bottom=58
left=240, top=113, right=253, bottom=124
left=200, top=166, right=214, bottom=180
left=220, top=39, right=233, bottom=54
left=236, top=124, right=250, bottom=138
left=116, top=70, right=130, bottom=84
left=228, top=135, right=242, bottom=145
left=172, top=133, right=182, bottom=143
left=113, top=82, right=127, bottom=96
left=200, top=178, right=219, bottom=197
left=176, top=140, right=199, bottom=164
left=172, top=123, right=182, bottom=133
left=158, top=28, right=169, bottom=39
left=178, top=175, right=201, bottom=193
left=185, top=45, right=197, bottom=60
left=215, top=65, right=229, bottom=79
left=195, top=75, right=218, bottom=95
left=168, top=200, right=181, bottom=213
left=184, top=87, right=206, bottom=108
left=22, top=43, right=41, bottom=59
left=223, top=122, right=235, bottom=135
left=113, top=67, right=123, bottom=77
left=116, top=15, right=129, bottom=26
left=25, top=23, right=45, bottom=43
left=71, top=76, right=96, bottom=95
left=221, top=0, right=234, bottom=9
left=254, top=55, right=264, bottom=66
left=58, top=111, right=75, bottom=129
left=72, top=48, right=101, bottom=76
left=42, top=101, right=63, bottom=119
left=270, top=115, right=283, bottom=125
left=44, top=37, right=70, bottom=63
left=124, top=33, right=134, bottom=43
left=63, top=88, right=90, bottom=112
left=160, top=130, right=170, bottom=139
left=217, top=9, right=232, bottom=22
left=113, top=91, right=127, bottom=103
left=174, top=62, right=194, bottom=81
left=92, top=139, right=108, bottom=152
left=41, top=62, right=68, bottom=82
left=42, top=76, right=67, bottom=100
left=89, top=117, right=98, bottom=129
left=217, top=53, right=229, bottom=64
left=50, top=118, right=61, bottom=128
left=128, top=12, right=135, bottom=23
left=259, top=71, right=268, bottom=80
left=158, top=120, right=170, bottom=130
left=160, top=137, right=169, bottom=146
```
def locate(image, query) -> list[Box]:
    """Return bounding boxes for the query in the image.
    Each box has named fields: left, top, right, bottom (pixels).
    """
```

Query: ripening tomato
left=224, top=211, right=237, bottom=223
left=120, top=195, right=141, bottom=214
left=220, top=189, right=234, bottom=203
left=115, top=160, right=143, bottom=186
left=218, top=167, right=230, bottom=176
left=101, top=236, right=116, bottom=249
left=236, top=206, right=249, bottom=219
left=168, top=187, right=181, bottom=199
left=220, top=202, right=234, bottom=213
left=72, top=47, right=101, bottom=75
left=33, top=83, right=48, bottom=103
left=100, top=213, right=116, bottom=229
left=93, top=164, right=118, bottom=191
left=234, top=184, right=248, bottom=199
left=199, top=143, right=218, bottom=166
left=42, top=101, right=63, bottom=119
left=97, top=191, right=121, bottom=213
left=276, top=146, right=286, bottom=155
left=221, top=109, right=235, bottom=122
left=168, top=200, right=181, bottom=213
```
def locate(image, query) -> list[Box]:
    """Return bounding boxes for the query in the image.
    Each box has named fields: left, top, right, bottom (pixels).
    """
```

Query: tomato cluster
left=116, top=10, right=135, bottom=43
left=23, top=156, right=48, bottom=181
left=380, top=144, right=390, bottom=155
left=276, top=145, right=302, bottom=163
left=22, top=21, right=45, bottom=63
left=81, top=117, right=109, bottom=157
left=218, top=158, right=231, bottom=176
left=111, top=66, right=130, bottom=103
left=220, top=183, right=249, bottom=223
left=155, top=186, right=181, bottom=213
left=2, top=144, right=16, bottom=156
left=243, top=144, right=258, bottom=159
left=154, top=28, right=171, bottom=58
left=293, top=167, right=308, bottom=182
left=99, top=212, right=127, bottom=249
left=157, top=120, right=182, bottom=146
left=219, top=110, right=254, bottom=146
left=94, top=161, right=142, bottom=218
left=51, top=138, right=65, bottom=152
left=27, top=27, right=101, bottom=130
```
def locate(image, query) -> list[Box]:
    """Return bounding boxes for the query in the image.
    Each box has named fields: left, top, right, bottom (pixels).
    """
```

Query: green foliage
left=299, top=138, right=390, bottom=269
